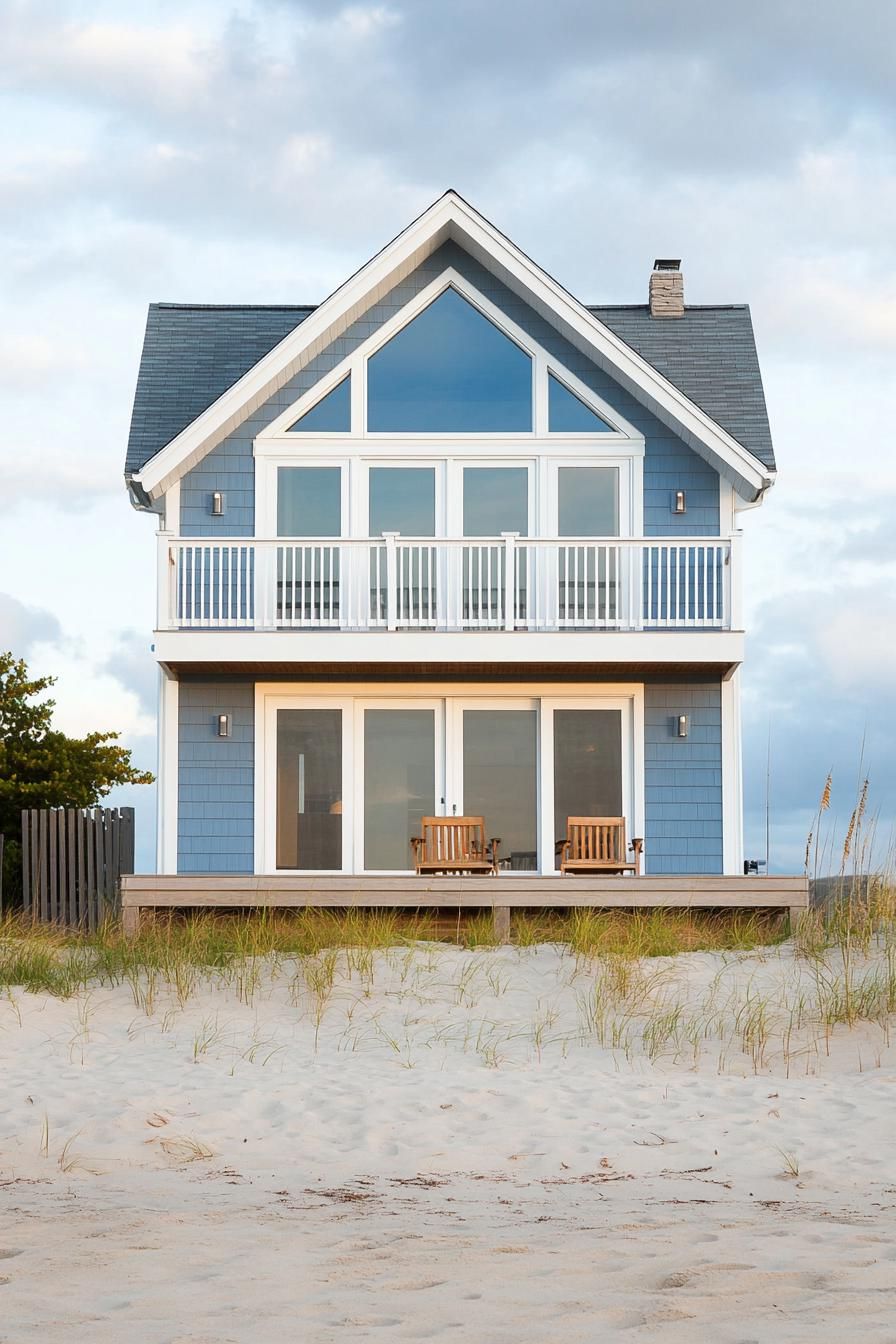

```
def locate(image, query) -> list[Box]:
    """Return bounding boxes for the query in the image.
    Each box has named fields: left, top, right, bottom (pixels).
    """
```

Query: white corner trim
left=163, top=480, right=181, bottom=536
left=157, top=667, right=179, bottom=874
left=131, top=192, right=772, bottom=500
left=253, top=682, right=267, bottom=876
left=721, top=666, right=744, bottom=875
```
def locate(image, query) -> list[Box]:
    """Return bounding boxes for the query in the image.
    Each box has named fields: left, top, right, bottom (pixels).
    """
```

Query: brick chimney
left=649, top=258, right=684, bottom=318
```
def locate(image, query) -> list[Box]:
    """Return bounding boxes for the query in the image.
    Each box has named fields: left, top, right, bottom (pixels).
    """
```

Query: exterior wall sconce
left=211, top=491, right=225, bottom=516
left=216, top=714, right=232, bottom=738
left=673, top=489, right=687, bottom=514
left=677, top=714, right=689, bottom=738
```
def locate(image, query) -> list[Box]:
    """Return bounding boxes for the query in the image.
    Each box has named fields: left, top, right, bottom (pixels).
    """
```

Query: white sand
left=2, top=942, right=895, bottom=1341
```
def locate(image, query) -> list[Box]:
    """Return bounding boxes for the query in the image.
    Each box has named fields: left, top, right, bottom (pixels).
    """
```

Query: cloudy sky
left=1, top=0, right=894, bottom=872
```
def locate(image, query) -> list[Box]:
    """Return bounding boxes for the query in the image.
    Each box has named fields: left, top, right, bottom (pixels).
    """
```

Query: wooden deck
left=121, top=873, right=809, bottom=938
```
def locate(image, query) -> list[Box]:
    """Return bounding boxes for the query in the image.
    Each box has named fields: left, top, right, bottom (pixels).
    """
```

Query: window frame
left=254, top=269, right=646, bottom=539
left=255, top=268, right=644, bottom=444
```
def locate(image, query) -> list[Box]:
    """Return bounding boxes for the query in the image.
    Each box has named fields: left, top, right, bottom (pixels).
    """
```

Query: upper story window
left=366, top=288, right=532, bottom=433
left=548, top=373, right=613, bottom=433
left=288, top=374, right=351, bottom=433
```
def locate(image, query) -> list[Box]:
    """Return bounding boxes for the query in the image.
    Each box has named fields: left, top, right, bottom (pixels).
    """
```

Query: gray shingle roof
left=586, top=304, right=774, bottom=471
left=125, top=300, right=774, bottom=476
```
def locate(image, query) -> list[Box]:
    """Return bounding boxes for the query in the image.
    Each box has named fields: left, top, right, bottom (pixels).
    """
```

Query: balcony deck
left=158, top=534, right=740, bottom=636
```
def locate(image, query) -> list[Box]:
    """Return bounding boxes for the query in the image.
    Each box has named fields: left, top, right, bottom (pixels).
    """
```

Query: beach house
left=124, top=191, right=783, bottom=911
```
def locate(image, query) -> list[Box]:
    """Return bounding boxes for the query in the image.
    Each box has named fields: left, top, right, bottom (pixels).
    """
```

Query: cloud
left=105, top=630, right=158, bottom=718
left=0, top=593, right=61, bottom=654
left=1, top=0, right=894, bottom=878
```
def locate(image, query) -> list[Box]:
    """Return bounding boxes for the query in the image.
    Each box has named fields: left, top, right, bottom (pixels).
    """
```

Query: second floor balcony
left=157, top=533, right=741, bottom=635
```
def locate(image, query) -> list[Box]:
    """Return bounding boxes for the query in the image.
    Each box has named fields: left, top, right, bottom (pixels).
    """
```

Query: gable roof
left=127, top=305, right=314, bottom=478
left=125, top=191, right=776, bottom=500
left=126, top=300, right=774, bottom=477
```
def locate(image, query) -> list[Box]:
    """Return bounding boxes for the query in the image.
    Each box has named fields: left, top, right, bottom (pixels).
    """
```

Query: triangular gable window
left=288, top=375, right=351, bottom=432
left=548, top=373, right=614, bottom=432
left=367, top=287, right=532, bottom=432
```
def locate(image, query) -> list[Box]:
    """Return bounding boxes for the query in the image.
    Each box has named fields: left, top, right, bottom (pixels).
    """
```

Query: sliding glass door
left=268, top=694, right=634, bottom=874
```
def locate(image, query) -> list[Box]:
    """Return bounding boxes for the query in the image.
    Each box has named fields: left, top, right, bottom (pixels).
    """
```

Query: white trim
left=157, top=667, right=179, bottom=874
left=154, top=628, right=745, bottom=667
left=721, top=667, right=744, bottom=875
left=163, top=481, right=180, bottom=536
left=131, top=192, right=772, bottom=500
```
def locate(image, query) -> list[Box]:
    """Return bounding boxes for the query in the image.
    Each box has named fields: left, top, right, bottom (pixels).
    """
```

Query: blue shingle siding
left=172, top=675, right=723, bottom=875
left=177, top=241, right=721, bottom=538
left=644, top=682, right=723, bottom=875
left=178, top=680, right=254, bottom=873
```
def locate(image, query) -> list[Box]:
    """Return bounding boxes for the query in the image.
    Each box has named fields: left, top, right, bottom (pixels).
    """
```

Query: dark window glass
left=276, top=709, right=342, bottom=870
left=369, top=467, right=435, bottom=536
left=288, top=375, right=351, bottom=432
left=463, top=710, right=537, bottom=869
left=558, top=466, right=618, bottom=536
left=367, top=288, right=532, bottom=432
left=553, top=709, right=622, bottom=868
left=364, top=709, right=435, bottom=870
left=463, top=467, right=529, bottom=537
left=549, top=373, right=613, bottom=432
left=277, top=467, right=341, bottom=536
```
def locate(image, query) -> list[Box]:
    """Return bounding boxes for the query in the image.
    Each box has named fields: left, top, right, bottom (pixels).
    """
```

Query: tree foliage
left=0, top=652, right=154, bottom=900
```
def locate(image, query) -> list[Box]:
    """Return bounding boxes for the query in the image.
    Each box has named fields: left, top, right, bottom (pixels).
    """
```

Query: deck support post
left=493, top=905, right=511, bottom=943
left=122, top=904, right=141, bottom=938
left=789, top=906, right=804, bottom=933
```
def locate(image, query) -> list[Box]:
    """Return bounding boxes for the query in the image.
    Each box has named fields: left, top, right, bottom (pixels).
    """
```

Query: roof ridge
left=149, top=300, right=751, bottom=313
left=151, top=302, right=318, bottom=312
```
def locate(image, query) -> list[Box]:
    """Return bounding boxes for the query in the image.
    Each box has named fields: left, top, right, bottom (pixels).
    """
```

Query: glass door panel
left=557, top=466, right=619, bottom=624
left=369, top=466, right=436, bottom=536
left=462, top=466, right=529, bottom=627
left=552, top=709, right=622, bottom=869
left=364, top=708, right=436, bottom=870
left=462, top=708, right=538, bottom=871
left=368, top=467, right=437, bottom=625
left=276, top=709, right=343, bottom=870
left=277, top=467, right=342, bottom=625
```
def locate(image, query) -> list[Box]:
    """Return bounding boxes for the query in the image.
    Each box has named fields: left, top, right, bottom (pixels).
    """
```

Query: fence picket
left=21, top=812, right=31, bottom=914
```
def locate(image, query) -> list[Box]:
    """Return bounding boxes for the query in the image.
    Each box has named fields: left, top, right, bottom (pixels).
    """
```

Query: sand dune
left=1, top=944, right=894, bottom=1340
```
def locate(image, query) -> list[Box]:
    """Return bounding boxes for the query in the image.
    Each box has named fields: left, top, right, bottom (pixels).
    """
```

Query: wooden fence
left=21, top=807, right=135, bottom=929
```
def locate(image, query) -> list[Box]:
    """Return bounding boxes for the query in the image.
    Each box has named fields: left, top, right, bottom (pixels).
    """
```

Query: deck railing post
left=384, top=532, right=399, bottom=631
left=255, top=542, right=277, bottom=630
left=501, top=532, right=517, bottom=631
left=728, top=531, right=743, bottom=630
left=157, top=532, right=175, bottom=629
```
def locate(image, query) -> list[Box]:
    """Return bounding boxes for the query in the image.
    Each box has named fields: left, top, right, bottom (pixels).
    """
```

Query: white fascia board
left=132, top=191, right=772, bottom=502
left=152, top=629, right=745, bottom=668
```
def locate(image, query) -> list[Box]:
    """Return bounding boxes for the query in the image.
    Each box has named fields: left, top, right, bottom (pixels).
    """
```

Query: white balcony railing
left=157, top=534, right=739, bottom=633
